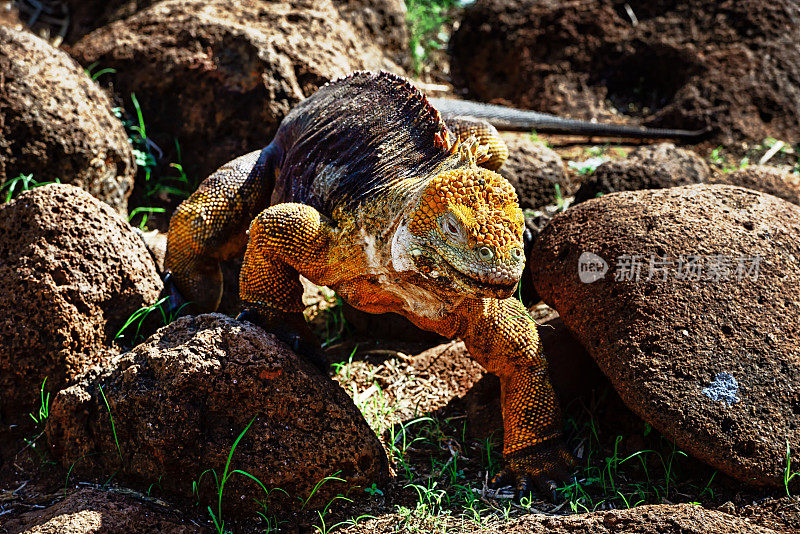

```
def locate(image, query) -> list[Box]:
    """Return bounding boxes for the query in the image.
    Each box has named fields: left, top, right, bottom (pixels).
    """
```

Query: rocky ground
left=1, top=0, right=800, bottom=533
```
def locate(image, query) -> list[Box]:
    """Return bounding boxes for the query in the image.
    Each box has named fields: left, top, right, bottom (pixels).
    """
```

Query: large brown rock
left=0, top=184, right=162, bottom=421
left=498, top=133, right=574, bottom=210
left=712, top=165, right=800, bottom=206
left=62, top=0, right=409, bottom=58
left=4, top=488, right=201, bottom=534
left=45, top=314, right=389, bottom=519
left=68, top=0, right=406, bottom=180
left=529, top=184, right=800, bottom=487
left=450, top=0, right=800, bottom=147
left=332, top=0, right=409, bottom=69
left=738, top=496, right=800, bottom=534
left=339, top=503, right=777, bottom=533
left=0, top=26, right=135, bottom=213
left=574, top=143, right=711, bottom=203
left=62, top=0, right=159, bottom=44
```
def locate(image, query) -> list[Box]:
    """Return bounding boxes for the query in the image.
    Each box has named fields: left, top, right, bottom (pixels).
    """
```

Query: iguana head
left=399, top=166, right=526, bottom=299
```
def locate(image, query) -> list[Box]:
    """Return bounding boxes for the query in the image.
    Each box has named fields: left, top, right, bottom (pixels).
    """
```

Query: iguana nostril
left=478, top=246, right=494, bottom=260
left=511, top=247, right=523, bottom=261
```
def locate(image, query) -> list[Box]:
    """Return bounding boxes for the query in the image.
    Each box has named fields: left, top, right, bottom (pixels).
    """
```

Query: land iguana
left=164, top=71, right=701, bottom=500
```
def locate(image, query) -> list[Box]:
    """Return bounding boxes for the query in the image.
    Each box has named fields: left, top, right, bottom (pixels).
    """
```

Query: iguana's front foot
left=490, top=440, right=574, bottom=503
left=237, top=307, right=330, bottom=373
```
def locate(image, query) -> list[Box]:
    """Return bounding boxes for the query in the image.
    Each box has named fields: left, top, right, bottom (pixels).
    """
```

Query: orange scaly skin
left=165, top=71, right=573, bottom=499
left=441, top=116, right=509, bottom=172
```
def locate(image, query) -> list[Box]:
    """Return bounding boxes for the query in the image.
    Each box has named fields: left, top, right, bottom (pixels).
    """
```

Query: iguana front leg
left=238, top=202, right=335, bottom=370
left=416, top=296, right=573, bottom=500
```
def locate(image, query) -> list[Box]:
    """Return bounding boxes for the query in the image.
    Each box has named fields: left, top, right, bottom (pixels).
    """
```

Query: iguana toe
left=490, top=440, right=575, bottom=504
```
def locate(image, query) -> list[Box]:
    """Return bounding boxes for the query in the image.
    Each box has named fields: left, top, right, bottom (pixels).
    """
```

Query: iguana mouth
left=433, top=254, right=519, bottom=298
left=450, top=260, right=518, bottom=287
left=406, top=241, right=519, bottom=296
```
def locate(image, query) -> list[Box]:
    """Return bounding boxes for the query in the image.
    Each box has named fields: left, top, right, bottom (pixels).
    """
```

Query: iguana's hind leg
left=238, top=203, right=335, bottom=370
left=444, top=116, right=509, bottom=171
left=165, top=145, right=279, bottom=311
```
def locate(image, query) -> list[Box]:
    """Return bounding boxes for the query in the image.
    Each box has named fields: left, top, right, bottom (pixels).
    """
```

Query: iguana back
left=271, top=71, right=461, bottom=217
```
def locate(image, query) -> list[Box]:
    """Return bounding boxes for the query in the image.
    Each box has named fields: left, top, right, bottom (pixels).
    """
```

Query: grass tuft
left=113, top=92, right=196, bottom=230
left=567, top=155, right=608, bottom=175
left=127, top=206, right=167, bottom=230
left=553, top=183, right=571, bottom=212
left=320, top=294, right=349, bottom=348
left=1, top=174, right=60, bottom=203
left=785, top=440, right=799, bottom=497
left=98, top=385, right=123, bottom=464
left=114, top=296, right=188, bottom=347
left=194, top=416, right=259, bottom=534
left=84, top=61, right=117, bottom=81
left=190, top=418, right=352, bottom=533
left=708, top=138, right=799, bottom=172
left=29, top=377, right=51, bottom=424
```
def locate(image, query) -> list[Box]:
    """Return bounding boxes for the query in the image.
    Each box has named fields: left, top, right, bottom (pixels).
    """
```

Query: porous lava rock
left=68, top=0, right=406, bottom=180
left=573, top=143, right=710, bottom=203
left=63, top=0, right=409, bottom=61
left=498, top=133, right=574, bottom=210
left=4, top=488, right=201, bottom=534
left=333, top=0, right=409, bottom=69
left=339, top=503, right=778, bottom=533
left=737, top=496, right=800, bottom=534
left=62, top=0, right=160, bottom=44
left=0, top=26, right=135, bottom=213
left=711, top=165, right=800, bottom=206
left=450, top=0, right=800, bottom=147
left=45, top=314, right=389, bottom=519
left=0, top=184, right=161, bottom=421
left=530, top=184, right=800, bottom=487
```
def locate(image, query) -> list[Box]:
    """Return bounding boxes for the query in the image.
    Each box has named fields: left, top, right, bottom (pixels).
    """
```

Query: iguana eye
left=440, top=214, right=464, bottom=243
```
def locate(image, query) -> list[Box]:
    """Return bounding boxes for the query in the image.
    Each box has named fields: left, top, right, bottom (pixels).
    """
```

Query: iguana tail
left=429, top=98, right=708, bottom=141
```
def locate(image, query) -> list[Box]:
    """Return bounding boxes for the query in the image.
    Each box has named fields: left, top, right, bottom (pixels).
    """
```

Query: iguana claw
left=490, top=440, right=575, bottom=503
left=162, top=271, right=189, bottom=316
